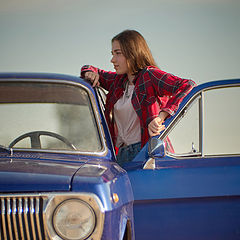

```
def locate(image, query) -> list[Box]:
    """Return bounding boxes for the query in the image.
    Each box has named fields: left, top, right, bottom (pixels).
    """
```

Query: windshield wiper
left=0, top=145, right=13, bottom=156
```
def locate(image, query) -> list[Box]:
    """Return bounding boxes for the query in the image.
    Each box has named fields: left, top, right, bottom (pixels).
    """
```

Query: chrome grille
left=0, top=196, right=46, bottom=240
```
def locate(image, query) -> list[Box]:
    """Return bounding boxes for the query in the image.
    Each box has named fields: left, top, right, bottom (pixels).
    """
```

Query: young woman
left=81, top=30, right=196, bottom=166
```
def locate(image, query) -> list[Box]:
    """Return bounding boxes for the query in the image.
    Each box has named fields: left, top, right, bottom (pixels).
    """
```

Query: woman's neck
left=128, top=74, right=135, bottom=84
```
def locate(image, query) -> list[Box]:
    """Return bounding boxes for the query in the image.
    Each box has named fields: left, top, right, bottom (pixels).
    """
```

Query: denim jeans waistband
left=118, top=142, right=141, bottom=151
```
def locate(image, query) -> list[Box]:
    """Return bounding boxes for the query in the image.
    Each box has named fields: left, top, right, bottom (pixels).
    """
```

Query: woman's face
left=111, top=40, right=129, bottom=75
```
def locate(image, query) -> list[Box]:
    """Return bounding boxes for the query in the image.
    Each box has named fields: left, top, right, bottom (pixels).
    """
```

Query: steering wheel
left=9, top=131, right=77, bottom=150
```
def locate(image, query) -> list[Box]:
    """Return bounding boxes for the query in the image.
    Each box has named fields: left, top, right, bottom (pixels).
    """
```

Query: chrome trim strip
left=30, top=197, right=37, bottom=240
left=18, top=198, right=25, bottom=239
left=200, top=92, right=204, bottom=156
left=203, top=83, right=240, bottom=92
left=167, top=152, right=202, bottom=158
left=6, top=198, right=13, bottom=240
left=23, top=198, right=31, bottom=240
left=1, top=198, right=7, bottom=240
left=95, top=87, right=117, bottom=160
left=35, top=197, right=43, bottom=240
left=12, top=198, right=19, bottom=240
left=42, top=195, right=50, bottom=239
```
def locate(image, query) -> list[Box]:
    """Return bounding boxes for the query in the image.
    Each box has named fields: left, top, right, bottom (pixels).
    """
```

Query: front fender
left=71, top=163, right=135, bottom=239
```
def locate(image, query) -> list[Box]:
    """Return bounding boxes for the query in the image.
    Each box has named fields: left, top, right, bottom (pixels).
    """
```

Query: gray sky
left=0, top=0, right=239, bottom=154
left=1, top=0, right=240, bottom=84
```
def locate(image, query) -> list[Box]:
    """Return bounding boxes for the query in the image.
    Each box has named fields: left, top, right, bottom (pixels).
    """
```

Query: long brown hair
left=112, top=30, right=157, bottom=75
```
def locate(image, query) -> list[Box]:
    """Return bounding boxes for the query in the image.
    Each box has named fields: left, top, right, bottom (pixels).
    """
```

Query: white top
left=114, top=84, right=141, bottom=147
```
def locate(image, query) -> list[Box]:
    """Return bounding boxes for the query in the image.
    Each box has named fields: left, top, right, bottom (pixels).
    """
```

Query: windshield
left=0, top=81, right=102, bottom=152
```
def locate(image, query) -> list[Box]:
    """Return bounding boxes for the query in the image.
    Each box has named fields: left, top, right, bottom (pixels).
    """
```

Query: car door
left=127, top=81, right=240, bottom=240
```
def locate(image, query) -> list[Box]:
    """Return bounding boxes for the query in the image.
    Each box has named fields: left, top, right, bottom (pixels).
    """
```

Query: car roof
left=180, top=78, right=240, bottom=106
left=0, top=72, right=89, bottom=86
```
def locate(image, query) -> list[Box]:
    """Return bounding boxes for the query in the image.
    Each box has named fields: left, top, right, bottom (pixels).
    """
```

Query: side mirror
left=143, top=137, right=165, bottom=170
left=148, top=137, right=165, bottom=158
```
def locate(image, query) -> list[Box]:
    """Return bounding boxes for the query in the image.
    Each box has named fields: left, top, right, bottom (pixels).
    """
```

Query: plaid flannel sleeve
left=148, top=68, right=196, bottom=116
left=80, top=65, right=118, bottom=91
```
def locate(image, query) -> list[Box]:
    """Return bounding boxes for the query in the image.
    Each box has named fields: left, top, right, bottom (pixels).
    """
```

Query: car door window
left=165, top=85, right=240, bottom=157
left=165, top=95, right=201, bottom=155
left=204, top=86, right=239, bottom=155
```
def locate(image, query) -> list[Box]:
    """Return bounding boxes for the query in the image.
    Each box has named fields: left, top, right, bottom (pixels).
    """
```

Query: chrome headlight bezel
left=44, top=193, right=105, bottom=240
left=53, top=198, right=96, bottom=240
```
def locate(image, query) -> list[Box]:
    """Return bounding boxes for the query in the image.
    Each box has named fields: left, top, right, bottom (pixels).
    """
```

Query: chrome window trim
left=0, top=78, right=109, bottom=158
left=160, top=93, right=202, bottom=158
left=202, top=83, right=240, bottom=92
left=160, top=93, right=201, bottom=141
left=199, top=91, right=204, bottom=157
left=95, top=87, right=117, bottom=160
left=202, top=84, right=240, bottom=157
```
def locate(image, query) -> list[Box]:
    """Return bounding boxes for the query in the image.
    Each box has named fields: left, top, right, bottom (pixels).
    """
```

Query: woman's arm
left=147, top=67, right=196, bottom=137
left=148, top=67, right=196, bottom=117
left=81, top=65, right=119, bottom=91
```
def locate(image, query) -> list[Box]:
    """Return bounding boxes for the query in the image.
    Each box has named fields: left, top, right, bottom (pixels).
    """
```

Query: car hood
left=0, top=157, right=85, bottom=193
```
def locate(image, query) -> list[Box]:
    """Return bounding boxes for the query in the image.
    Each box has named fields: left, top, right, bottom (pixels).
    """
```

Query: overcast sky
left=1, top=0, right=240, bottom=84
left=0, top=0, right=239, bottom=154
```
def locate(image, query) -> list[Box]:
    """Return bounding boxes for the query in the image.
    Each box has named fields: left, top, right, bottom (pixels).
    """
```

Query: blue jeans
left=117, top=142, right=141, bottom=167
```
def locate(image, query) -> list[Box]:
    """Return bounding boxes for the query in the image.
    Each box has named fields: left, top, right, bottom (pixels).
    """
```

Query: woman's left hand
left=148, top=117, right=165, bottom=137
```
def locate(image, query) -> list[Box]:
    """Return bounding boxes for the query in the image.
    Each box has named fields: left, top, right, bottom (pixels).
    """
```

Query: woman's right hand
left=84, top=71, right=100, bottom=87
left=148, top=117, right=165, bottom=137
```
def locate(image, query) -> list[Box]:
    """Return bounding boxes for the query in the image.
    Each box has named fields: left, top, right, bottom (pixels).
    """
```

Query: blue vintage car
left=0, top=73, right=239, bottom=240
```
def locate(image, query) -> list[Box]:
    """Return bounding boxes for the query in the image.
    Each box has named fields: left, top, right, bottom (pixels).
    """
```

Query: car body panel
left=133, top=196, right=240, bottom=240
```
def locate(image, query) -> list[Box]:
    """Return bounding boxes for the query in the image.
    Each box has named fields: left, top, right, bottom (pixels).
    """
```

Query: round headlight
left=53, top=199, right=95, bottom=240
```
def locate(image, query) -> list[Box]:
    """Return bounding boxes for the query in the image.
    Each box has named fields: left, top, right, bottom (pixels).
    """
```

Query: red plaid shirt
left=81, top=65, right=196, bottom=147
